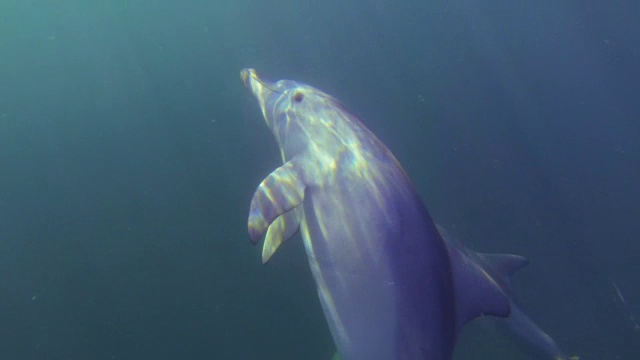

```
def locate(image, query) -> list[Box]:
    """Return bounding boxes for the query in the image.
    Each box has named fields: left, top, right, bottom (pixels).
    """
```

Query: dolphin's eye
left=293, top=91, right=304, bottom=103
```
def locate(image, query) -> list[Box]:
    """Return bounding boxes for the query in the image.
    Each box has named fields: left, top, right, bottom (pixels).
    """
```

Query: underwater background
left=1, top=0, right=638, bottom=359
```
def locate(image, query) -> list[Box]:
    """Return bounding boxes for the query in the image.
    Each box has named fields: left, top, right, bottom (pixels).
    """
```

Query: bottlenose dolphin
left=240, top=68, right=547, bottom=359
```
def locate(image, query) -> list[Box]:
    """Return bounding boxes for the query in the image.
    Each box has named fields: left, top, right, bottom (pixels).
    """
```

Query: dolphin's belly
left=299, top=177, right=455, bottom=360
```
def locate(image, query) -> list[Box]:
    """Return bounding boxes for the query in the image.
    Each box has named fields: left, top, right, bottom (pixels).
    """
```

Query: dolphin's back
left=301, top=159, right=456, bottom=360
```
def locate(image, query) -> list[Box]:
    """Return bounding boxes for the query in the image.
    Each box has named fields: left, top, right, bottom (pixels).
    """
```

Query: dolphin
left=240, top=68, right=531, bottom=359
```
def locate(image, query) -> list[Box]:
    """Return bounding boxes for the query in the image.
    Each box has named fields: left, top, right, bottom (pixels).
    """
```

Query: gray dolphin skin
left=240, top=68, right=563, bottom=360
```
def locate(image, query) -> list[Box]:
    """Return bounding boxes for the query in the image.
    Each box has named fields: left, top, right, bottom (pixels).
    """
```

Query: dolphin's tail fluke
left=496, top=301, right=568, bottom=360
left=478, top=253, right=570, bottom=360
left=477, top=252, right=569, bottom=359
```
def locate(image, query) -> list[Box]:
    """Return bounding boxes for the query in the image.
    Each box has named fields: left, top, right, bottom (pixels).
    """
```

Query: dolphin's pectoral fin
left=262, top=209, right=300, bottom=264
left=248, top=160, right=306, bottom=243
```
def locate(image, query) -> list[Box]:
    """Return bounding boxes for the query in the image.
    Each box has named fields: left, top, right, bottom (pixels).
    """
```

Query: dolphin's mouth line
left=243, top=69, right=285, bottom=94
left=255, top=76, right=284, bottom=94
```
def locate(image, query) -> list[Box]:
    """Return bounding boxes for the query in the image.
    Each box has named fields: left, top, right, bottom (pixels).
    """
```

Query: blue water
left=1, top=1, right=638, bottom=359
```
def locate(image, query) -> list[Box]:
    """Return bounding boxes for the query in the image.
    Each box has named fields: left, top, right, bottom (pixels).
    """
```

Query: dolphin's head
left=241, top=68, right=345, bottom=159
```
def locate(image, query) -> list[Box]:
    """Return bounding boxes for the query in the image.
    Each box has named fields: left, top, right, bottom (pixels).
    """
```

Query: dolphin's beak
left=240, top=68, right=253, bottom=90
left=240, top=68, right=279, bottom=127
left=240, top=68, right=277, bottom=98
left=241, top=68, right=268, bottom=97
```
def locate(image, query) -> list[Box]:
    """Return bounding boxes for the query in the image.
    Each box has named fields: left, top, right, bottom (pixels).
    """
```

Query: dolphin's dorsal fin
left=450, top=248, right=511, bottom=329
left=479, top=253, right=529, bottom=283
